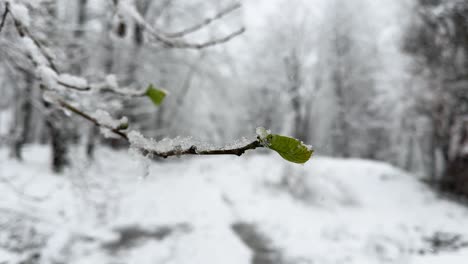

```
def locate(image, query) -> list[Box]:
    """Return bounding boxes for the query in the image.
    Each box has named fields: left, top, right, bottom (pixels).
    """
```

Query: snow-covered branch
left=0, top=2, right=8, bottom=32
left=3, top=2, right=154, bottom=98
left=116, top=0, right=245, bottom=49
left=0, top=0, right=313, bottom=165
left=53, top=96, right=265, bottom=159
left=162, top=2, right=242, bottom=38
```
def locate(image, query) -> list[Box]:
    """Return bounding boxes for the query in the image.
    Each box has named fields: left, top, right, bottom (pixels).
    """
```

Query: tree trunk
left=86, top=125, right=99, bottom=160
left=45, top=110, right=69, bottom=173
left=332, top=69, right=351, bottom=158
left=440, top=119, right=468, bottom=196
left=10, top=71, right=34, bottom=160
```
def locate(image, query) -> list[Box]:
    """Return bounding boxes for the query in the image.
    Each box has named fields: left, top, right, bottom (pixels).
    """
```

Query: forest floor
left=1, top=145, right=468, bottom=264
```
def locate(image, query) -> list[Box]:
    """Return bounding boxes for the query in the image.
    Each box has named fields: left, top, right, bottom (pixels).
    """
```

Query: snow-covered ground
left=1, top=145, right=468, bottom=264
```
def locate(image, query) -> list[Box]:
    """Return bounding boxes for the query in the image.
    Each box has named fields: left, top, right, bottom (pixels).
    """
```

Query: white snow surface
left=9, top=2, right=30, bottom=27
left=1, top=146, right=468, bottom=263
left=58, top=74, right=88, bottom=89
left=36, top=65, right=59, bottom=90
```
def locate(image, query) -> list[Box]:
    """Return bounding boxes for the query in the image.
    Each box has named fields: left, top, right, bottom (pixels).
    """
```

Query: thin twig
left=5, top=6, right=151, bottom=98
left=57, top=97, right=263, bottom=159
left=147, top=22, right=245, bottom=49
left=59, top=98, right=261, bottom=159
left=141, top=140, right=262, bottom=159
left=8, top=7, right=58, bottom=71
left=3, top=2, right=260, bottom=159
left=116, top=1, right=245, bottom=49
left=0, top=2, right=8, bottom=33
left=57, top=99, right=129, bottom=140
left=163, top=2, right=241, bottom=38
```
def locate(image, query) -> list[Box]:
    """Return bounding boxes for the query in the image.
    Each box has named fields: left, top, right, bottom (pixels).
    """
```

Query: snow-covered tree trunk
left=42, top=0, right=70, bottom=172
left=285, top=49, right=308, bottom=143
left=9, top=69, right=33, bottom=160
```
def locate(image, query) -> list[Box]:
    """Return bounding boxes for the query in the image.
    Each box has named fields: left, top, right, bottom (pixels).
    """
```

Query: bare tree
left=403, top=0, right=468, bottom=192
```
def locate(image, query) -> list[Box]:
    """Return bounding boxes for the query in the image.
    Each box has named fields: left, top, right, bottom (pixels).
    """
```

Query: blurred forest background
left=1, top=0, right=467, bottom=192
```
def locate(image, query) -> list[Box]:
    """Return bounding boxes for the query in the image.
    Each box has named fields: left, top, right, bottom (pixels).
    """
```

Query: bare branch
left=4, top=6, right=153, bottom=98
left=0, top=2, right=8, bottom=33
left=56, top=98, right=129, bottom=140
left=56, top=97, right=263, bottom=159
left=144, top=20, right=245, bottom=49
left=7, top=6, right=58, bottom=71
left=116, top=1, right=245, bottom=49
left=163, top=2, right=241, bottom=38
left=141, top=140, right=262, bottom=159
left=2, top=1, right=260, bottom=160
left=163, top=27, right=246, bottom=49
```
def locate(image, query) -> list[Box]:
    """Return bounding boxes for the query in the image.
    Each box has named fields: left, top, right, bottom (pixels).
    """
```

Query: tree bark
left=10, top=70, right=33, bottom=160
left=45, top=110, right=69, bottom=173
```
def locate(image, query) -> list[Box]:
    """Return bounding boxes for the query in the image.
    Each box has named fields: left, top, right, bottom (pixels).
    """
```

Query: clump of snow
left=127, top=130, right=150, bottom=150
left=105, top=74, right=118, bottom=90
left=117, top=0, right=145, bottom=25
left=221, top=137, right=254, bottom=150
left=93, top=109, right=128, bottom=130
left=41, top=91, right=59, bottom=104
left=99, top=127, right=118, bottom=139
left=37, top=66, right=59, bottom=90
left=21, top=36, right=48, bottom=66
left=10, top=2, right=30, bottom=27
left=58, top=74, right=88, bottom=90
left=255, top=127, right=271, bottom=140
left=128, top=131, right=200, bottom=154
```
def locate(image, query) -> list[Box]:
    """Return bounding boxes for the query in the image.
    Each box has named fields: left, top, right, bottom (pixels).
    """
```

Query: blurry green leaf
left=145, top=84, right=166, bottom=106
left=117, top=122, right=128, bottom=130
left=266, top=134, right=313, bottom=164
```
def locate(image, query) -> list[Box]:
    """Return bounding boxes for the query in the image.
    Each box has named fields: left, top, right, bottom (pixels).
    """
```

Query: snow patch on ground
left=1, top=146, right=468, bottom=263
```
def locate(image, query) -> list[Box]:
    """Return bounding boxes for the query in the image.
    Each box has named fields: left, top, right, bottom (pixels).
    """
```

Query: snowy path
left=1, top=146, right=468, bottom=263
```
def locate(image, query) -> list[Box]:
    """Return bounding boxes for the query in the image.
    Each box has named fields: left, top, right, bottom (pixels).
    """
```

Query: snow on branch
left=56, top=99, right=129, bottom=140
left=115, top=0, right=245, bottom=49
left=3, top=4, right=154, bottom=98
left=128, top=131, right=263, bottom=158
left=0, top=0, right=314, bottom=164
left=52, top=96, right=264, bottom=159
left=0, top=2, right=9, bottom=32
left=162, top=2, right=242, bottom=38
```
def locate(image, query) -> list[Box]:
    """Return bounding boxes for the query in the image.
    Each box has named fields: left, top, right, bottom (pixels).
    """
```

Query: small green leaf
left=117, top=122, right=128, bottom=130
left=145, top=84, right=166, bottom=106
left=266, top=134, right=313, bottom=164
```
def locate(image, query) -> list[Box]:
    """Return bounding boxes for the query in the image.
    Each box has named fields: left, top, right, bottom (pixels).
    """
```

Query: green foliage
left=117, top=122, right=128, bottom=130
left=267, top=134, right=313, bottom=164
left=145, top=84, right=166, bottom=106
left=256, top=127, right=313, bottom=164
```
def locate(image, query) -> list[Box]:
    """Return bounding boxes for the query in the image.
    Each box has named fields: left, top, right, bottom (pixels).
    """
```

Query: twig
left=4, top=5, right=151, bottom=98
left=57, top=99, right=129, bottom=140
left=58, top=96, right=262, bottom=158
left=141, top=140, right=262, bottom=158
left=56, top=80, right=90, bottom=91
left=146, top=21, right=245, bottom=49
left=3, top=1, right=260, bottom=159
left=8, top=5, right=58, bottom=71
left=57, top=96, right=263, bottom=159
left=163, top=2, right=241, bottom=38
left=117, top=1, right=245, bottom=49
left=0, top=2, right=8, bottom=33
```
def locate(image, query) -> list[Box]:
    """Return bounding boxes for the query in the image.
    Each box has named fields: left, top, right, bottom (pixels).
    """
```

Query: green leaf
left=117, top=122, right=128, bottom=130
left=266, top=134, right=313, bottom=164
left=145, top=84, right=166, bottom=106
